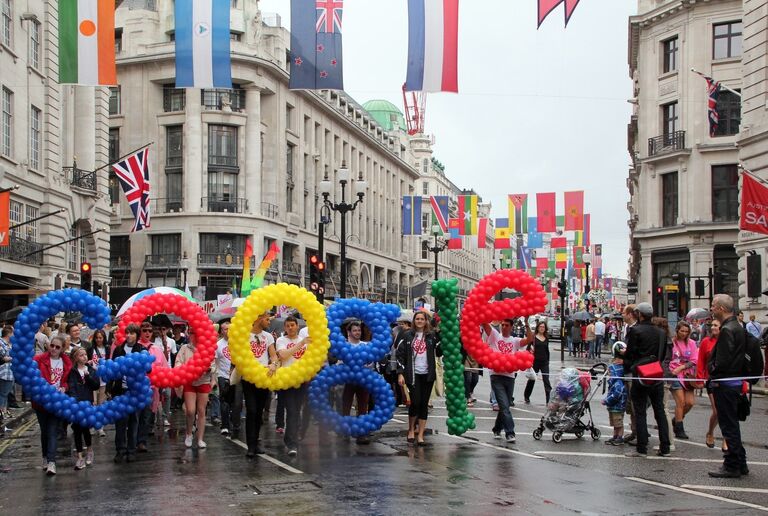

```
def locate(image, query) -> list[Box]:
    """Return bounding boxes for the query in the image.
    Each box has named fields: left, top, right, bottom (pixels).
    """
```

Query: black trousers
left=631, top=380, right=669, bottom=454
left=72, top=424, right=92, bottom=452
left=713, top=384, right=747, bottom=471
left=523, top=361, right=552, bottom=403
left=464, top=371, right=479, bottom=400
left=242, top=381, right=269, bottom=453
left=407, top=374, right=434, bottom=420
left=282, top=384, right=307, bottom=449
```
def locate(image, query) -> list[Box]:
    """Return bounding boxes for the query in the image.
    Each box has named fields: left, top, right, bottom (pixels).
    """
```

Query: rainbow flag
left=249, top=243, right=281, bottom=291
left=240, top=239, right=254, bottom=297
left=508, top=194, right=528, bottom=234
left=458, top=195, right=478, bottom=236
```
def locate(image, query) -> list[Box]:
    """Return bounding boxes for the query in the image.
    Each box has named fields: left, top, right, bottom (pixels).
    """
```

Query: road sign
left=664, top=285, right=679, bottom=292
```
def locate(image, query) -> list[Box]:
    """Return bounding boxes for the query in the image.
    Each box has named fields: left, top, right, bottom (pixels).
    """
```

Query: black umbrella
left=572, top=311, right=592, bottom=322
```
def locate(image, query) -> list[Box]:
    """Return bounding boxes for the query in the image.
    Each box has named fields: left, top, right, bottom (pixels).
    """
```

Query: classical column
left=74, top=87, right=96, bottom=170
left=245, top=88, right=262, bottom=215
left=185, top=89, right=202, bottom=213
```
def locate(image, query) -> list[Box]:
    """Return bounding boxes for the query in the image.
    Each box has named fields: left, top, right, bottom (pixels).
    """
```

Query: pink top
left=670, top=338, right=698, bottom=381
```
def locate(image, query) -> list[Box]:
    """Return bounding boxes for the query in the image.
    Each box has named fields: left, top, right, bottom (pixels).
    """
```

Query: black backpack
left=743, top=330, right=765, bottom=385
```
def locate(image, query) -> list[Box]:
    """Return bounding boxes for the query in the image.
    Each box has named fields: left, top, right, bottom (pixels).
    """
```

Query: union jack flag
left=704, top=75, right=721, bottom=137
left=113, top=148, right=151, bottom=232
left=316, top=0, right=343, bottom=33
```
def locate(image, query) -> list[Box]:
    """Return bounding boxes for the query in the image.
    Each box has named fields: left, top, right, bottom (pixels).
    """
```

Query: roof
left=362, top=99, right=406, bottom=132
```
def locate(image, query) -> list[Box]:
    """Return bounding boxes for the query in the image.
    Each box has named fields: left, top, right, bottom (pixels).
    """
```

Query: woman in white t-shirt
left=396, top=312, right=441, bottom=446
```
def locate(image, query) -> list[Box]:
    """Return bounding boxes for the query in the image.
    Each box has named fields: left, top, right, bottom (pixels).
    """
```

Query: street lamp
left=423, top=225, right=448, bottom=280
left=319, top=161, right=366, bottom=299
left=583, top=251, right=592, bottom=311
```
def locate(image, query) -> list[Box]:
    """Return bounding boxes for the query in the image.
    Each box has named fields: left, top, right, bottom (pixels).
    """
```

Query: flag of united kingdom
left=316, top=0, right=343, bottom=33
left=113, top=148, right=151, bottom=232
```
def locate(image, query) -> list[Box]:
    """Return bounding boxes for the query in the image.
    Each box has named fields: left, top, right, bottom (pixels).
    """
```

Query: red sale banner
left=740, top=173, right=768, bottom=236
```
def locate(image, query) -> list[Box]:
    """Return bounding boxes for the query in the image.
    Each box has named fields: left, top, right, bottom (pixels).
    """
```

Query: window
left=108, top=87, right=120, bottom=115
left=713, top=21, right=742, bottom=59
left=662, top=36, right=678, bottom=73
left=711, top=164, right=739, bottom=222
left=114, top=28, right=123, bottom=54
left=421, top=211, right=430, bottom=234
left=29, top=106, right=40, bottom=170
left=208, top=171, right=238, bottom=205
left=1, top=0, right=11, bottom=47
left=109, top=128, right=120, bottom=204
left=201, top=86, right=245, bottom=111
left=286, top=143, right=295, bottom=212
left=286, top=104, right=294, bottom=130
left=9, top=201, right=21, bottom=239
left=422, top=182, right=429, bottom=195
left=200, top=233, right=246, bottom=257
left=662, top=101, right=678, bottom=137
left=713, top=245, right=739, bottom=303
left=714, top=90, right=741, bottom=137
left=28, top=20, right=40, bottom=69
left=662, top=172, right=678, bottom=227
left=229, top=31, right=241, bottom=42
left=208, top=125, right=238, bottom=167
left=110, top=236, right=131, bottom=269
left=25, top=205, right=38, bottom=242
left=421, top=241, right=429, bottom=260
left=166, top=125, right=183, bottom=209
left=150, top=234, right=181, bottom=260
left=68, top=225, right=78, bottom=271
left=1, top=87, right=11, bottom=157
left=163, top=86, right=186, bottom=112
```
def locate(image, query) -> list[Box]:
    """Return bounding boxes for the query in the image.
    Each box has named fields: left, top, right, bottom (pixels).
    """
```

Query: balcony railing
left=202, top=89, right=246, bottom=112
left=197, top=253, right=245, bottom=268
left=163, top=88, right=186, bottom=112
left=282, top=261, right=302, bottom=277
left=0, top=235, right=43, bottom=265
left=202, top=197, right=248, bottom=214
left=110, top=256, right=131, bottom=269
left=261, top=202, right=279, bottom=218
left=144, top=254, right=181, bottom=269
left=648, top=130, right=686, bottom=157
left=66, top=166, right=97, bottom=192
left=387, top=282, right=399, bottom=293
left=150, top=197, right=184, bottom=214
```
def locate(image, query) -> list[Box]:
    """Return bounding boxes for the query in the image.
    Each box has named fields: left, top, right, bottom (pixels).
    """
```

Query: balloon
left=10, top=289, right=155, bottom=427
left=114, top=293, right=217, bottom=388
left=228, top=283, right=330, bottom=390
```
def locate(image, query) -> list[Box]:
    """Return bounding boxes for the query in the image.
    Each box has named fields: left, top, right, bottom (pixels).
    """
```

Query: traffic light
left=656, top=286, right=662, bottom=295
left=557, top=281, right=567, bottom=299
left=80, top=262, right=92, bottom=291
left=308, top=254, right=326, bottom=301
left=695, top=279, right=706, bottom=297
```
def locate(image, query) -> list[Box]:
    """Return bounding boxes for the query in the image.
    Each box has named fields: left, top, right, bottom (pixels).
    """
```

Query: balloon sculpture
left=10, top=289, right=154, bottom=428
left=228, top=283, right=330, bottom=390
left=431, top=279, right=476, bottom=435
left=308, top=299, right=399, bottom=437
left=460, top=269, right=547, bottom=372
left=114, top=293, right=217, bottom=388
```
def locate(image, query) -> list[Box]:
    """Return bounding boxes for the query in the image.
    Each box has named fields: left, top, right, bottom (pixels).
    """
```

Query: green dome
left=363, top=100, right=406, bottom=132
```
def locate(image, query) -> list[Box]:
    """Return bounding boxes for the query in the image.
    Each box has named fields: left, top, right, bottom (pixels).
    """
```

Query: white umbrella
left=116, top=287, right=193, bottom=317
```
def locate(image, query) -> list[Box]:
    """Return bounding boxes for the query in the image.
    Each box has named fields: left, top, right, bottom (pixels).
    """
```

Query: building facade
left=627, top=0, right=742, bottom=319
left=0, top=0, right=111, bottom=313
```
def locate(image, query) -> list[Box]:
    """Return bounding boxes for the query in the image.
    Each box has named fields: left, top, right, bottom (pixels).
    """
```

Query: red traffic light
left=80, top=262, right=92, bottom=273
left=317, top=261, right=325, bottom=271
left=656, top=286, right=662, bottom=294
left=310, top=255, right=319, bottom=265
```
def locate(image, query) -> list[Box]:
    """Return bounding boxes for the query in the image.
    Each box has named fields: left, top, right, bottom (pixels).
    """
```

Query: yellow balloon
left=229, top=283, right=330, bottom=390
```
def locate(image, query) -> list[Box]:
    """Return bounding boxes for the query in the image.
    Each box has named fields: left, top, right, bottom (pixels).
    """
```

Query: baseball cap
left=636, top=302, right=654, bottom=317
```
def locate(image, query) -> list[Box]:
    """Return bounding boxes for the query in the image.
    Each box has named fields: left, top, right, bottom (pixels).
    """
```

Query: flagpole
left=690, top=68, right=741, bottom=97
left=91, top=141, right=154, bottom=174
left=0, top=185, right=20, bottom=194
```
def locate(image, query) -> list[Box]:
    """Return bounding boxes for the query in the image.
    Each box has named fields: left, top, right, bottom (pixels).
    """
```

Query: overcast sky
left=259, top=0, right=637, bottom=278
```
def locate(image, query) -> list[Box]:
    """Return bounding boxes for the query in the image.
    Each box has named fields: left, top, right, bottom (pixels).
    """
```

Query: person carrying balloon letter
left=275, top=316, right=310, bottom=456
left=175, top=325, right=217, bottom=449
left=341, top=320, right=374, bottom=445
left=602, top=342, right=628, bottom=445
left=66, top=347, right=100, bottom=469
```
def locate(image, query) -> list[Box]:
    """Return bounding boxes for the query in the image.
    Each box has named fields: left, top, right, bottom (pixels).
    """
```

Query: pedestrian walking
left=240, top=311, right=277, bottom=457
left=396, top=311, right=441, bottom=446
left=523, top=321, right=552, bottom=404
left=746, top=314, right=762, bottom=340
left=214, top=322, right=234, bottom=435
left=669, top=321, right=698, bottom=440
left=463, top=348, right=479, bottom=407
left=564, top=318, right=574, bottom=356
left=66, top=347, right=99, bottom=470
left=624, top=302, right=671, bottom=458
left=341, top=320, right=374, bottom=445
left=33, top=335, right=71, bottom=475
left=585, top=320, right=596, bottom=359
left=708, top=294, right=749, bottom=478
left=0, top=327, right=14, bottom=422
left=275, top=316, right=309, bottom=456
left=594, top=317, right=606, bottom=359
left=602, top=342, right=628, bottom=445
left=571, top=321, right=583, bottom=358
left=697, top=320, right=725, bottom=450
left=175, top=326, right=217, bottom=450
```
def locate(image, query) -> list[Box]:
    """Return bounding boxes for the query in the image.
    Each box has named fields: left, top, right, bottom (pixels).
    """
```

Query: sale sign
left=740, top=173, right=768, bottom=236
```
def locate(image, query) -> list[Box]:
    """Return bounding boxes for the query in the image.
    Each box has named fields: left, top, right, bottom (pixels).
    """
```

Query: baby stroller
left=532, top=363, right=609, bottom=443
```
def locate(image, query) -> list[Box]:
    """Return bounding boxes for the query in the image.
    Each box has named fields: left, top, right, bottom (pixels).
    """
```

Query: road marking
left=229, top=438, right=304, bottom=475
left=625, top=477, right=768, bottom=513
left=536, top=451, right=626, bottom=458
left=0, top=418, right=36, bottom=456
left=646, top=456, right=768, bottom=466
left=441, top=433, right=542, bottom=459
left=536, top=451, right=768, bottom=466
left=429, top=415, right=540, bottom=421
left=681, top=485, right=768, bottom=494
left=391, top=418, right=407, bottom=424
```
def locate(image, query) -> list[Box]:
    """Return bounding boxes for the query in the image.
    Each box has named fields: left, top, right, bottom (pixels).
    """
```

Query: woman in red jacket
left=33, top=335, right=72, bottom=475
left=697, top=320, right=721, bottom=449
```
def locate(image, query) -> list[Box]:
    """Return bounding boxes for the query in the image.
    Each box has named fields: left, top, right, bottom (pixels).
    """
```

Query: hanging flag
left=113, top=148, right=151, bottom=232
left=538, top=0, right=581, bottom=27
left=574, top=230, right=584, bottom=247
left=536, top=257, right=548, bottom=271
left=430, top=195, right=450, bottom=232
left=740, top=172, right=768, bottom=236
left=250, top=242, right=281, bottom=291
left=240, top=239, right=254, bottom=297
left=500, top=248, right=515, bottom=269
left=405, top=0, right=459, bottom=93
left=546, top=259, right=557, bottom=279
left=703, top=75, right=721, bottom=137
left=518, top=246, right=532, bottom=270
left=551, top=237, right=567, bottom=249
left=508, top=194, right=528, bottom=234
left=458, top=194, right=478, bottom=236
left=583, top=213, right=591, bottom=247
left=175, top=0, right=232, bottom=88
left=289, top=0, right=344, bottom=90
left=564, top=191, right=584, bottom=231
left=536, top=192, right=557, bottom=232
left=573, top=246, right=585, bottom=268
left=604, top=277, right=613, bottom=292
left=555, top=248, right=568, bottom=269
left=477, top=218, right=489, bottom=249
left=58, top=0, right=117, bottom=85
left=231, top=277, right=239, bottom=298
left=494, top=218, right=512, bottom=249
left=0, top=191, right=8, bottom=246
left=447, top=218, right=462, bottom=249
left=402, top=196, right=422, bottom=235
left=528, top=217, right=543, bottom=248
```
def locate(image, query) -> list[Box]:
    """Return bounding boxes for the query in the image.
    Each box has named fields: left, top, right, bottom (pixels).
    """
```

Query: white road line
left=681, top=485, right=768, bottom=494
left=645, top=456, right=768, bottom=466
left=441, top=433, right=542, bottom=459
left=229, top=438, right=304, bottom=475
left=428, top=415, right=541, bottom=421
left=625, top=477, right=768, bottom=513
left=536, top=451, right=627, bottom=458
left=536, top=451, right=768, bottom=466
left=391, top=418, right=407, bottom=424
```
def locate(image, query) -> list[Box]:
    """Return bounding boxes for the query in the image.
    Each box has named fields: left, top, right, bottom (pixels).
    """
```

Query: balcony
left=0, top=235, right=43, bottom=265
left=648, top=130, right=685, bottom=157
left=261, top=202, right=279, bottom=218
left=282, top=261, right=302, bottom=278
left=202, top=89, right=245, bottom=112
left=197, top=253, right=245, bottom=269
left=144, top=254, right=180, bottom=269
left=163, top=88, right=186, bottom=112
left=150, top=197, right=184, bottom=214
left=110, top=256, right=131, bottom=270
left=66, top=166, right=97, bottom=192
left=202, top=197, right=248, bottom=214
left=387, top=282, right=399, bottom=293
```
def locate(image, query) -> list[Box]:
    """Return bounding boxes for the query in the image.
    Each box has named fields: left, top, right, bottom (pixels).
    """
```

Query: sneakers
left=466, top=400, right=474, bottom=407
left=197, top=440, right=207, bottom=449
left=656, top=449, right=671, bottom=457
left=184, top=434, right=193, bottom=448
left=276, top=427, right=285, bottom=434
left=625, top=450, right=647, bottom=458
left=287, top=448, right=298, bottom=456
left=524, top=399, right=531, bottom=405
left=505, top=433, right=516, bottom=443
left=605, top=437, right=624, bottom=446
left=623, top=433, right=636, bottom=443
left=74, top=455, right=86, bottom=470
left=98, top=429, right=107, bottom=438
left=46, top=462, right=56, bottom=476
left=708, top=466, right=741, bottom=479
left=85, top=448, right=94, bottom=466
left=163, top=419, right=171, bottom=427
left=492, top=430, right=502, bottom=440
left=221, top=428, right=230, bottom=436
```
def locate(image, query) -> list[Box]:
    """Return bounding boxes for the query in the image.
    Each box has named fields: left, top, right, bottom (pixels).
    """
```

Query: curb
left=2, top=405, right=34, bottom=433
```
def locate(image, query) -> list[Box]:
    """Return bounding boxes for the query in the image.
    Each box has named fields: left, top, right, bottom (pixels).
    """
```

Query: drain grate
left=247, top=480, right=322, bottom=495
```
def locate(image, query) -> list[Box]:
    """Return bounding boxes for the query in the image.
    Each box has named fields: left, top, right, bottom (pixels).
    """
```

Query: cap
left=636, top=302, right=654, bottom=317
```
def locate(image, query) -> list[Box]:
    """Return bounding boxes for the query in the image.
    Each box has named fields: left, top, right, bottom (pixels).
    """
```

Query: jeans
left=491, top=375, right=516, bottom=437
left=137, top=406, right=152, bottom=446
left=407, top=374, right=434, bottom=420
left=713, top=385, right=747, bottom=471
left=463, top=371, right=479, bottom=400
left=283, top=384, right=307, bottom=450
left=36, top=409, right=60, bottom=463
left=229, top=382, right=244, bottom=431
left=275, top=392, right=286, bottom=429
left=115, top=411, right=140, bottom=455
left=566, top=336, right=573, bottom=355
left=342, top=384, right=370, bottom=416
left=523, top=361, right=552, bottom=403
left=631, top=381, right=670, bottom=454
left=242, top=381, right=269, bottom=453
left=158, top=387, right=171, bottom=424
left=0, top=379, right=13, bottom=409
left=594, top=336, right=604, bottom=358
left=209, top=390, right=221, bottom=421
left=217, top=377, right=232, bottom=430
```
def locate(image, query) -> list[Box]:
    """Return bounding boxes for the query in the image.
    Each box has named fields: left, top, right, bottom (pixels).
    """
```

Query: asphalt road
left=1, top=355, right=766, bottom=515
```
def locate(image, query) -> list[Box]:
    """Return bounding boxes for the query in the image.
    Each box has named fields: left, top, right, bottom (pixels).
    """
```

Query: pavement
left=0, top=352, right=767, bottom=515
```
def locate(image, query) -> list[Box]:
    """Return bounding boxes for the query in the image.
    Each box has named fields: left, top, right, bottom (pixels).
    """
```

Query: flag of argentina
left=175, top=0, right=232, bottom=88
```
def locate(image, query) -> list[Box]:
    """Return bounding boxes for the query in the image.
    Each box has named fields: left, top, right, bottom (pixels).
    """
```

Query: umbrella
left=116, top=287, right=193, bottom=317
left=685, top=307, right=711, bottom=322
left=572, top=311, right=592, bottom=322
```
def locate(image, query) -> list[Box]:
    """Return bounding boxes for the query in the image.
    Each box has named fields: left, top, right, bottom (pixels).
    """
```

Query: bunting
left=494, top=218, right=512, bottom=249
left=447, top=218, right=462, bottom=249
left=477, top=218, right=489, bottom=249
left=564, top=191, right=584, bottom=231
left=528, top=217, right=543, bottom=248
left=458, top=194, right=478, bottom=236
left=402, top=196, right=422, bottom=235
left=536, top=192, right=557, bottom=232
left=508, top=194, right=528, bottom=234
left=430, top=195, right=450, bottom=232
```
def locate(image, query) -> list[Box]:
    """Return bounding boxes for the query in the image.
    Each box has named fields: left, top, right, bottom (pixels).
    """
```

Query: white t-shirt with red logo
left=412, top=332, right=428, bottom=375
left=215, top=338, right=232, bottom=379
left=276, top=335, right=305, bottom=367
left=486, top=327, right=524, bottom=378
left=50, top=357, right=64, bottom=389
left=250, top=331, right=275, bottom=367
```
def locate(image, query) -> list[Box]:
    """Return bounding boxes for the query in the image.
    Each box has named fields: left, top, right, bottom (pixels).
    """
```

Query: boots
left=673, top=419, right=689, bottom=440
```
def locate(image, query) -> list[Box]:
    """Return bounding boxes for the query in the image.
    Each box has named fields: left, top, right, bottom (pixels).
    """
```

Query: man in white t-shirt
left=214, top=322, right=235, bottom=435
left=482, top=319, right=533, bottom=443
left=275, top=316, right=308, bottom=456
left=594, top=318, right=606, bottom=360
left=241, top=312, right=277, bottom=457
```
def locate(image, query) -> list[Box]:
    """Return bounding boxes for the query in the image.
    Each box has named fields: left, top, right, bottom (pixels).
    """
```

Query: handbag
left=635, top=332, right=666, bottom=386
left=524, top=367, right=537, bottom=381
left=737, top=392, right=751, bottom=421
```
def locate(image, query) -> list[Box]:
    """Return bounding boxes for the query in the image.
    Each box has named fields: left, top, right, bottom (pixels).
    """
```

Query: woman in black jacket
left=396, top=312, right=441, bottom=446
left=67, top=347, right=100, bottom=470
left=523, top=321, right=552, bottom=403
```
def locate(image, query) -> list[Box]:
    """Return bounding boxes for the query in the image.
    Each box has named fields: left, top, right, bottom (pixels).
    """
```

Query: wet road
left=1, top=355, right=767, bottom=515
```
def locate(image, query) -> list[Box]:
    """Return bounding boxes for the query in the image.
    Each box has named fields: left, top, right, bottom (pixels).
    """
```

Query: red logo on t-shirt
left=412, top=337, right=426, bottom=355
left=497, top=339, right=515, bottom=354
left=288, top=340, right=305, bottom=360
left=51, top=366, right=63, bottom=386
left=250, top=339, right=266, bottom=358
left=222, top=346, right=231, bottom=360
